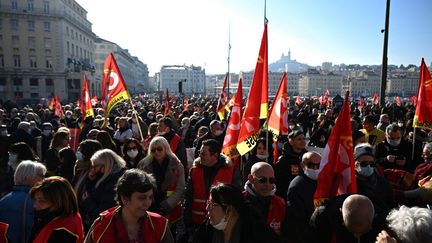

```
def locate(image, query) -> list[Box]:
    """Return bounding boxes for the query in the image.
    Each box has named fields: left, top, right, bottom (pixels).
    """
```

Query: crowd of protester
left=0, top=94, right=432, bottom=243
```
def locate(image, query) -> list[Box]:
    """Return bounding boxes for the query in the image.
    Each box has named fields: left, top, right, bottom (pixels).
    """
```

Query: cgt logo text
left=269, top=219, right=281, bottom=231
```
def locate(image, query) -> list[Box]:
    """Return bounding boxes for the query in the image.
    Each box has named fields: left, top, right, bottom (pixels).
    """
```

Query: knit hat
left=288, top=130, right=304, bottom=139
left=354, top=143, right=374, bottom=160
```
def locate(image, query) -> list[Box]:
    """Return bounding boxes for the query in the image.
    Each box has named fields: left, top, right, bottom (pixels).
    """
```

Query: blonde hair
left=139, top=137, right=178, bottom=166
left=90, top=149, right=126, bottom=188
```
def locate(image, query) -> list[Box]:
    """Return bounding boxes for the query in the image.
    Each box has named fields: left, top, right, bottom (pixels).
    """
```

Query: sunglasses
left=358, top=160, right=374, bottom=167
left=304, top=162, right=320, bottom=170
left=127, top=146, right=137, bottom=151
left=150, top=147, right=163, bottom=153
left=254, top=176, right=275, bottom=184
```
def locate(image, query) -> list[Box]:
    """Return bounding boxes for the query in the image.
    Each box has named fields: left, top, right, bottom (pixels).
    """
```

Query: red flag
left=373, top=93, right=379, bottom=105
left=224, top=95, right=235, bottom=112
left=236, top=23, right=268, bottom=155
left=81, top=74, right=94, bottom=122
left=359, top=96, right=365, bottom=109
left=48, top=98, right=55, bottom=110
left=314, top=91, right=357, bottom=205
left=395, top=96, right=401, bottom=105
left=267, top=72, right=289, bottom=142
left=101, top=52, right=130, bottom=119
left=325, top=88, right=330, bottom=97
left=91, top=96, right=98, bottom=106
left=295, top=96, right=304, bottom=106
left=222, top=78, right=243, bottom=159
left=69, top=128, right=81, bottom=152
left=413, top=58, right=432, bottom=130
left=217, top=74, right=229, bottom=120
left=75, top=99, right=80, bottom=107
left=54, top=95, right=63, bottom=118
left=164, top=88, right=170, bottom=115
left=0, top=222, right=8, bottom=243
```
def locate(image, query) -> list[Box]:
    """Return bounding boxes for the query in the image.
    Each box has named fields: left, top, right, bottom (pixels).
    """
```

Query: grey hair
left=18, top=121, right=30, bottom=130
left=14, top=160, right=46, bottom=185
left=91, top=149, right=126, bottom=188
left=385, top=123, right=401, bottom=135
left=209, top=120, right=221, bottom=129
left=423, top=142, right=432, bottom=153
left=387, top=206, right=432, bottom=243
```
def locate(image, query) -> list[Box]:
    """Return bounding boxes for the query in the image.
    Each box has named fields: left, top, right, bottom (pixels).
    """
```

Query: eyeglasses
left=358, top=160, right=374, bottom=167
left=304, top=161, right=320, bottom=170
left=127, top=146, right=137, bottom=151
left=150, top=147, right=163, bottom=153
left=253, top=176, right=276, bottom=184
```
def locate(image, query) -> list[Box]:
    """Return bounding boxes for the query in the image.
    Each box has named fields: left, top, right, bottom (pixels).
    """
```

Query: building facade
left=158, top=65, right=205, bottom=95
left=347, top=70, right=381, bottom=97
left=0, top=0, right=97, bottom=102
left=240, top=71, right=300, bottom=97
left=298, top=69, right=343, bottom=96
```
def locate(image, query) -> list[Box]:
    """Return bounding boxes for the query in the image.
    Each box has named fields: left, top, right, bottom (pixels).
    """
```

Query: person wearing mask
left=193, top=120, right=225, bottom=158
left=138, top=137, right=185, bottom=231
left=243, top=162, right=285, bottom=236
left=275, top=130, right=308, bottom=200
left=310, top=194, right=380, bottom=243
left=285, top=151, right=321, bottom=243
left=113, top=117, right=133, bottom=150
left=375, top=124, right=413, bottom=172
left=158, top=117, right=188, bottom=173
left=122, top=138, right=146, bottom=169
left=64, top=110, right=77, bottom=128
left=84, top=169, right=175, bottom=243
left=38, top=123, right=54, bottom=163
left=9, top=121, right=35, bottom=150
left=184, top=139, right=242, bottom=237
left=0, top=161, right=46, bottom=243
left=79, top=149, right=126, bottom=232
left=129, top=113, right=148, bottom=141
left=28, top=176, right=84, bottom=242
left=193, top=183, right=283, bottom=243
left=178, top=117, right=194, bottom=148
left=377, top=114, right=390, bottom=132
left=243, top=138, right=272, bottom=181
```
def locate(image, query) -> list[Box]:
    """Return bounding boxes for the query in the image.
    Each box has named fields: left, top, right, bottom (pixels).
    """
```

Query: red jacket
left=0, top=222, right=8, bottom=243
left=90, top=206, right=168, bottom=243
left=33, top=213, right=84, bottom=243
left=191, top=165, right=234, bottom=225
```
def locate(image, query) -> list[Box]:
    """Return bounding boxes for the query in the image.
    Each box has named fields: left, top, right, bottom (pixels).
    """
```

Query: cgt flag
left=236, top=23, right=268, bottom=155
left=267, top=72, right=289, bottom=143
left=413, top=58, right=432, bottom=130
left=81, top=74, right=94, bottom=122
left=314, top=91, right=357, bottom=206
left=101, top=52, right=130, bottom=121
left=216, top=73, right=229, bottom=120
left=222, top=78, right=243, bottom=159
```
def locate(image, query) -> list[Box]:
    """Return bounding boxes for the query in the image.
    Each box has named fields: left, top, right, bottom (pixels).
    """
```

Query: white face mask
left=214, top=130, right=223, bottom=136
left=387, top=138, right=401, bottom=147
left=42, top=129, right=52, bottom=137
left=357, top=165, right=374, bottom=177
left=256, top=154, right=268, bottom=160
left=76, top=151, right=83, bottom=161
left=211, top=215, right=228, bottom=231
left=127, top=149, right=138, bottom=159
left=304, top=169, right=319, bottom=180
left=289, top=125, right=295, bottom=130
left=158, top=131, right=167, bottom=136
left=398, top=123, right=404, bottom=127
left=8, top=153, right=18, bottom=168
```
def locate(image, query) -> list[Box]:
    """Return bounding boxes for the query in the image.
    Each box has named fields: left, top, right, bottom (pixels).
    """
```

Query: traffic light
left=178, top=81, right=183, bottom=93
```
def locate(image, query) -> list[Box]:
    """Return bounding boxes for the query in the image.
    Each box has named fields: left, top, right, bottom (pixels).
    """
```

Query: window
left=44, top=38, right=51, bottom=49
left=46, top=57, right=52, bottom=69
left=75, top=46, right=78, bottom=56
left=28, top=37, right=36, bottom=49
left=14, top=91, right=23, bottom=98
left=0, top=19, right=2, bottom=29
left=80, top=47, right=82, bottom=58
left=29, top=56, right=37, bottom=68
left=27, top=0, right=33, bottom=11
left=0, top=55, right=4, bottom=67
left=30, top=93, right=38, bottom=98
left=11, top=35, right=19, bottom=46
left=79, top=34, right=81, bottom=42
left=11, top=0, right=17, bottom=10
left=71, top=29, right=74, bottom=39
left=67, top=41, right=70, bottom=54
left=75, top=32, right=77, bottom=40
left=0, top=78, right=6, bottom=86
left=66, top=26, right=69, bottom=36
left=30, top=78, right=38, bottom=86
left=13, top=55, right=20, bottom=67
left=27, top=20, right=35, bottom=30
left=10, top=19, right=18, bottom=29
left=71, top=43, right=74, bottom=56
left=43, top=22, right=50, bottom=32
left=45, top=78, right=53, bottom=86
left=43, top=0, right=49, bottom=13
left=13, top=78, right=22, bottom=86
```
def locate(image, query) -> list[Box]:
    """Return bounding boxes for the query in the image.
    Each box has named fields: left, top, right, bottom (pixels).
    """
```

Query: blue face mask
left=76, top=151, right=83, bottom=161
left=357, top=165, right=374, bottom=177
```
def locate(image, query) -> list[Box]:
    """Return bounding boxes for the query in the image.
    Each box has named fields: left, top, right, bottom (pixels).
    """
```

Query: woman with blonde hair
left=138, top=137, right=185, bottom=225
left=79, top=149, right=126, bottom=231
left=28, top=176, right=84, bottom=242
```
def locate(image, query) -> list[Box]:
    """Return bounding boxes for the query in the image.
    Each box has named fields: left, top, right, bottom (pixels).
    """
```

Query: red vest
left=91, top=206, right=168, bottom=243
left=169, top=134, right=181, bottom=153
left=33, top=213, right=84, bottom=243
left=191, top=165, right=234, bottom=225
left=0, top=222, right=8, bottom=243
left=243, top=191, right=286, bottom=235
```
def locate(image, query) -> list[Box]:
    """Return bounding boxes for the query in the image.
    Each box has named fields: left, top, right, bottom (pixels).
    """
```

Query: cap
left=354, top=143, right=374, bottom=160
left=288, top=130, right=304, bottom=139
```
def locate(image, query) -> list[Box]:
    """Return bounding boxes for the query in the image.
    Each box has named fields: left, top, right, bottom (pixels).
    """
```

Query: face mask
left=214, top=130, right=223, bottom=136
left=357, top=165, right=374, bottom=177
left=76, top=151, right=83, bottom=161
left=1, top=130, right=7, bottom=136
left=43, top=130, right=52, bottom=137
left=387, top=138, right=401, bottom=147
left=256, top=154, right=268, bottom=160
left=304, top=169, right=319, bottom=180
left=211, top=215, right=228, bottom=231
left=158, top=131, right=166, bottom=136
left=398, top=123, right=404, bottom=127
left=132, top=118, right=137, bottom=123
left=66, top=115, right=72, bottom=119
left=127, top=149, right=138, bottom=159
left=289, top=125, right=295, bottom=130
left=27, top=128, right=32, bottom=135
left=8, top=154, right=18, bottom=168
left=148, top=115, right=154, bottom=120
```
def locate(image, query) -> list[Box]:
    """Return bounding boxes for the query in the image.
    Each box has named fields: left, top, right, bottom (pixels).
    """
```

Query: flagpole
left=127, top=93, right=145, bottom=142
left=264, top=0, right=270, bottom=164
left=227, top=22, right=231, bottom=98
left=412, top=128, right=416, bottom=161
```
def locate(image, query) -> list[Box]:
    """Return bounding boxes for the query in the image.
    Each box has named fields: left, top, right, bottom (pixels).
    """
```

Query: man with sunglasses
left=243, top=162, right=285, bottom=237
left=285, top=151, right=321, bottom=243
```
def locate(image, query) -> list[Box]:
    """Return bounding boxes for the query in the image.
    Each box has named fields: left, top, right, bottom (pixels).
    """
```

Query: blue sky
left=77, top=0, right=432, bottom=75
